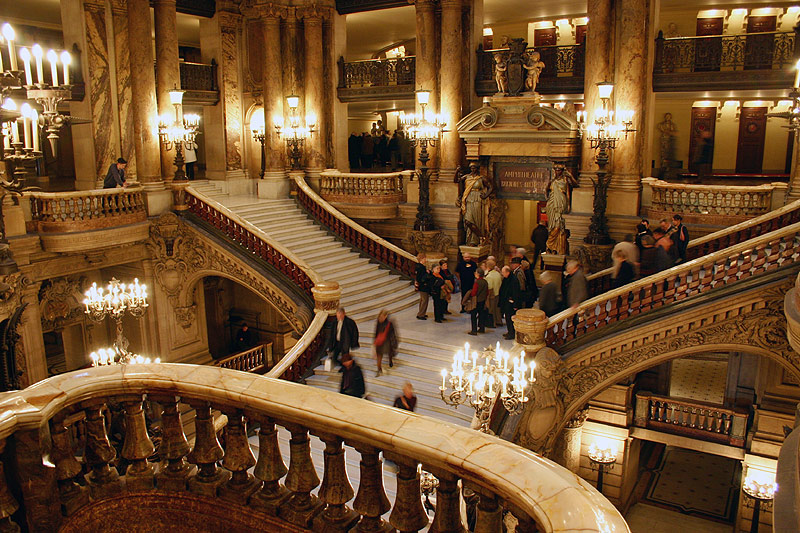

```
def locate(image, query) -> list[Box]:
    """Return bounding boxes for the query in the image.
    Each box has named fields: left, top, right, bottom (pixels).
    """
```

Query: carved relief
left=402, top=230, right=454, bottom=256
left=39, top=277, right=87, bottom=331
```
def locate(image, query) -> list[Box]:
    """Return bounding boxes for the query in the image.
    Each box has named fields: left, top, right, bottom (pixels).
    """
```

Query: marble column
left=19, top=282, right=46, bottom=386
left=218, top=11, right=245, bottom=174
left=415, top=0, right=438, bottom=178
left=439, top=0, right=463, bottom=183
left=551, top=409, right=589, bottom=473
left=282, top=8, right=303, bottom=128
left=127, top=0, right=166, bottom=207
left=326, top=13, right=349, bottom=171
left=154, top=0, right=182, bottom=181
left=110, top=0, right=137, bottom=181
left=261, top=6, right=285, bottom=177
left=302, top=6, right=326, bottom=181
left=609, top=0, right=648, bottom=217
left=80, top=0, right=117, bottom=188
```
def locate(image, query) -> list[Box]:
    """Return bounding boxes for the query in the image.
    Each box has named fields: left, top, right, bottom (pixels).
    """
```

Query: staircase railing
left=293, top=174, right=417, bottom=277
left=587, top=198, right=800, bottom=296
left=214, top=342, right=273, bottom=373
left=633, top=392, right=748, bottom=447
left=28, top=185, right=147, bottom=233
left=550, top=220, right=800, bottom=349
left=0, top=365, right=628, bottom=532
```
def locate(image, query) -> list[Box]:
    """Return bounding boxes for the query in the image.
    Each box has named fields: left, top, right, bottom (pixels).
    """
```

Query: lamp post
left=439, top=341, right=534, bottom=433
left=274, top=94, right=315, bottom=171
left=742, top=472, right=776, bottom=533
left=158, top=87, right=201, bottom=181
left=587, top=440, right=617, bottom=493
left=401, top=90, right=445, bottom=231
left=579, top=82, right=635, bottom=245
left=250, top=108, right=266, bottom=179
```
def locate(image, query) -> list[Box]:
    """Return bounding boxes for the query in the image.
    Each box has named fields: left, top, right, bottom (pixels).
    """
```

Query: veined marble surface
left=2, top=364, right=630, bottom=533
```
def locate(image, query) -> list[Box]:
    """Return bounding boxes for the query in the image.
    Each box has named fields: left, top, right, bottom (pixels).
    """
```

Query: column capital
left=412, top=0, right=438, bottom=10
left=257, top=2, right=288, bottom=21
left=298, top=4, right=331, bottom=22
left=440, top=0, right=461, bottom=8
left=83, top=0, right=106, bottom=14
left=218, top=10, right=243, bottom=31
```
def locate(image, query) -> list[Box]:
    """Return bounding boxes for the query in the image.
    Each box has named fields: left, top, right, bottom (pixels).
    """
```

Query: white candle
left=441, top=369, right=446, bottom=389
left=31, top=110, right=38, bottom=152
left=2, top=24, right=16, bottom=71
left=19, top=47, right=31, bottom=85
left=60, top=50, right=71, bottom=85
left=20, top=104, right=30, bottom=149
left=11, top=119, right=19, bottom=145
left=794, top=58, right=800, bottom=88
left=0, top=35, right=4, bottom=71
left=32, top=45, right=43, bottom=84
left=3, top=125, right=9, bottom=150
left=47, top=50, right=59, bottom=86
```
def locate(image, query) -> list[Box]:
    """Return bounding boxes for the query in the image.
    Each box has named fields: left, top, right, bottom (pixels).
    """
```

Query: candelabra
left=577, top=82, right=636, bottom=245
left=274, top=94, right=315, bottom=171
left=587, top=440, right=618, bottom=492
left=83, top=278, right=149, bottom=365
left=439, top=342, right=534, bottom=433
left=742, top=472, right=776, bottom=533
left=158, top=87, right=201, bottom=181
left=400, top=90, right=445, bottom=231
left=251, top=107, right=266, bottom=179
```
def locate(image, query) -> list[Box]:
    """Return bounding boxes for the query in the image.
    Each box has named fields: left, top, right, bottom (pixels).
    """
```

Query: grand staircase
left=191, top=180, right=473, bottom=427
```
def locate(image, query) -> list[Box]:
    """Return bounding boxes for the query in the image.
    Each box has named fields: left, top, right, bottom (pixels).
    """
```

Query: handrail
left=661, top=29, right=795, bottom=41
left=184, top=185, right=322, bottom=296
left=587, top=198, right=800, bottom=295
left=344, top=55, right=416, bottom=64
left=267, top=310, right=328, bottom=381
left=293, top=174, right=417, bottom=277
left=550, top=220, right=800, bottom=349
left=214, top=342, right=272, bottom=373
left=27, top=185, right=144, bottom=200
left=0, top=365, right=629, bottom=532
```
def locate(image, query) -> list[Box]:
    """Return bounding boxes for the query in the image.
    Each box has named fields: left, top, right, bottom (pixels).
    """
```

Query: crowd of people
left=614, top=214, right=690, bottom=285
left=347, top=122, right=415, bottom=171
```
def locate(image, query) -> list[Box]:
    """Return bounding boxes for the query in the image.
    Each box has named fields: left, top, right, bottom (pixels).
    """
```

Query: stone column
left=218, top=11, right=245, bottom=178
left=128, top=0, right=171, bottom=214
left=19, top=282, right=47, bottom=386
left=154, top=0, right=182, bottom=181
left=261, top=4, right=286, bottom=186
left=327, top=13, right=349, bottom=171
left=302, top=6, right=326, bottom=184
left=609, top=0, right=648, bottom=217
left=110, top=0, right=137, bottom=181
left=415, top=0, right=438, bottom=178
left=551, top=408, right=589, bottom=473
left=438, top=0, right=463, bottom=183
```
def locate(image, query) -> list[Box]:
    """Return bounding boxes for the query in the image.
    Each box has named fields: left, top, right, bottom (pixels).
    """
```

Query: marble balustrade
left=28, top=186, right=147, bottom=233
left=0, top=364, right=628, bottom=532
left=214, top=342, right=273, bottom=373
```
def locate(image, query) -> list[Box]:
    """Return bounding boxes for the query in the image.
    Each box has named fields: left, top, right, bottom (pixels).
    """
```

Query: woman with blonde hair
left=373, top=309, right=398, bottom=376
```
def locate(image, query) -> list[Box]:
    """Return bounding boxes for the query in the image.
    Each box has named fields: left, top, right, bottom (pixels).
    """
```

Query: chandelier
left=89, top=347, right=160, bottom=367
left=158, top=87, right=201, bottom=181
left=83, top=278, right=149, bottom=363
left=440, top=342, right=534, bottom=433
left=250, top=107, right=266, bottom=179
left=274, top=94, right=315, bottom=170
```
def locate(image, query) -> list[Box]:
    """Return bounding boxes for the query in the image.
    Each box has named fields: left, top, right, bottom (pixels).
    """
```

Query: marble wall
left=219, top=11, right=244, bottom=171
left=111, top=1, right=137, bottom=179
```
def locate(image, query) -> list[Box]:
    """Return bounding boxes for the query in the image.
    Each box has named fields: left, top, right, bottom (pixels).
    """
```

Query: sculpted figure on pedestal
left=493, top=53, right=508, bottom=94
left=455, top=163, right=494, bottom=246
left=524, top=51, right=545, bottom=94
left=545, top=164, right=577, bottom=255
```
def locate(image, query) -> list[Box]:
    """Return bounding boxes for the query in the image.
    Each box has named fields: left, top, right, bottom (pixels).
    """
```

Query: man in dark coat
left=564, top=260, right=588, bottom=310
left=234, top=323, right=255, bottom=352
left=498, top=266, right=522, bottom=340
left=536, top=271, right=560, bottom=316
left=415, top=253, right=431, bottom=320
left=348, top=133, right=361, bottom=170
left=456, top=253, right=478, bottom=312
left=327, top=307, right=359, bottom=366
left=103, top=157, right=127, bottom=189
left=670, top=214, right=689, bottom=263
left=339, top=353, right=365, bottom=398
left=467, top=268, right=489, bottom=335
left=531, top=223, right=549, bottom=269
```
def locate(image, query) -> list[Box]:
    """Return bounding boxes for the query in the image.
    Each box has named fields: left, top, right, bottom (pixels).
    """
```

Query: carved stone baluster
left=152, top=395, right=195, bottom=491
left=386, top=454, right=428, bottom=533
left=83, top=402, right=122, bottom=498
left=473, top=490, right=501, bottom=533
left=698, top=409, right=707, bottom=431
left=716, top=413, right=725, bottom=433
left=49, top=416, right=88, bottom=515
left=426, top=469, right=465, bottom=533
left=219, top=411, right=259, bottom=501
left=187, top=402, right=230, bottom=496
left=0, top=440, right=21, bottom=532
left=278, top=424, right=324, bottom=527
left=648, top=401, right=656, bottom=421
left=689, top=407, right=697, bottom=428
left=312, top=433, right=359, bottom=532
left=251, top=420, right=290, bottom=514
left=724, top=414, right=732, bottom=435
left=680, top=406, right=689, bottom=426
left=349, top=443, right=393, bottom=532
left=120, top=396, right=156, bottom=491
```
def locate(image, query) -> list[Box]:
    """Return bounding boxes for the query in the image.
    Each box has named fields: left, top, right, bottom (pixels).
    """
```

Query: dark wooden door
left=535, top=28, right=557, bottom=80
left=735, top=107, right=767, bottom=174
left=688, top=107, right=716, bottom=173
left=695, top=17, right=723, bottom=71
left=575, top=25, right=587, bottom=45
left=745, top=16, right=777, bottom=70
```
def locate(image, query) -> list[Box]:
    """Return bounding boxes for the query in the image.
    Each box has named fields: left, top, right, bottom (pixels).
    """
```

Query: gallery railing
left=214, top=342, right=273, bottom=373
left=294, top=174, right=417, bottom=278
left=320, top=170, right=405, bottom=200
left=337, top=56, right=415, bottom=88
left=654, top=30, right=797, bottom=73
left=0, top=365, right=629, bottom=532
left=179, top=60, right=218, bottom=92
left=28, top=185, right=147, bottom=233
left=647, top=179, right=775, bottom=218
left=475, top=44, right=585, bottom=95
left=586, top=197, right=800, bottom=296
left=633, top=392, right=748, bottom=447
left=552, top=220, right=800, bottom=349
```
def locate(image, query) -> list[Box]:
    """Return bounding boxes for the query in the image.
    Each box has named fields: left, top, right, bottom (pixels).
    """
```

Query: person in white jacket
left=184, top=141, right=198, bottom=180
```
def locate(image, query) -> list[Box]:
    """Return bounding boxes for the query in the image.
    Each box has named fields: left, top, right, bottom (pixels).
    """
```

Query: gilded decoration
left=38, top=277, right=87, bottom=331
left=148, top=213, right=308, bottom=333
left=402, top=230, right=453, bottom=256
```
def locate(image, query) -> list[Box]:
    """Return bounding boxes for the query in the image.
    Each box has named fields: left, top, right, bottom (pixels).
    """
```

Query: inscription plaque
left=494, top=162, right=551, bottom=200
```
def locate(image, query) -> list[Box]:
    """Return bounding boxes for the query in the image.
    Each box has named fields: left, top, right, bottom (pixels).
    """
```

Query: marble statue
left=455, top=162, right=494, bottom=246
left=493, top=53, right=508, bottom=94
left=545, top=164, right=577, bottom=255
left=524, top=51, right=545, bottom=93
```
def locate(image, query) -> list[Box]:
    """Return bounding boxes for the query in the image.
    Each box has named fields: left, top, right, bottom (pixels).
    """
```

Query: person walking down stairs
left=373, top=310, right=398, bottom=376
left=327, top=307, right=359, bottom=366
left=339, top=353, right=365, bottom=398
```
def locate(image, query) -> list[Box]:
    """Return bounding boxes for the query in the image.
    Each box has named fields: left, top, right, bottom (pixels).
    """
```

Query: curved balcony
left=27, top=186, right=149, bottom=253
left=319, top=170, right=408, bottom=220
left=0, top=365, right=628, bottom=532
left=337, top=56, right=415, bottom=102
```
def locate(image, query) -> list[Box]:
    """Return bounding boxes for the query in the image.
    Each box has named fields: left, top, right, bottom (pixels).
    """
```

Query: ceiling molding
left=336, top=0, right=410, bottom=15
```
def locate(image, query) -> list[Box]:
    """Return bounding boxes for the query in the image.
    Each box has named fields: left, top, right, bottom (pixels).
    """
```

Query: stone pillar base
left=305, top=167, right=323, bottom=193
left=278, top=494, right=325, bottom=528
left=404, top=229, right=453, bottom=261
left=312, top=506, right=360, bottom=533
left=144, top=188, right=173, bottom=216
left=459, top=244, right=490, bottom=262
left=3, top=204, right=25, bottom=238
left=250, top=486, right=291, bottom=515
left=155, top=464, right=197, bottom=492
left=218, top=475, right=260, bottom=502
left=187, top=469, right=231, bottom=497
left=573, top=242, right=614, bottom=273
left=258, top=170, right=290, bottom=199
left=225, top=169, right=254, bottom=196
left=606, top=187, right=640, bottom=218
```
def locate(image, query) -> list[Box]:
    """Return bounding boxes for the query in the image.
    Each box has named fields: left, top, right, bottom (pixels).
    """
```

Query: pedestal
left=404, top=229, right=452, bottom=261
left=541, top=254, right=566, bottom=289
left=258, top=170, right=290, bottom=199
left=459, top=244, right=490, bottom=262
left=574, top=243, right=614, bottom=274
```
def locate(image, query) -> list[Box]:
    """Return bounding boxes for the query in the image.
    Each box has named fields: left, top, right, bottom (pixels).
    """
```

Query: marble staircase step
left=244, top=212, right=311, bottom=225
left=280, top=234, right=338, bottom=248
left=339, top=280, right=410, bottom=307
left=348, top=294, right=418, bottom=323
left=342, top=289, right=417, bottom=316
left=301, top=245, right=353, bottom=263
left=314, top=256, right=374, bottom=275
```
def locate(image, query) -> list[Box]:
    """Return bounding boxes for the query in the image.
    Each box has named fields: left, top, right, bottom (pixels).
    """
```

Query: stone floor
left=670, top=355, right=728, bottom=404
left=626, top=503, right=734, bottom=533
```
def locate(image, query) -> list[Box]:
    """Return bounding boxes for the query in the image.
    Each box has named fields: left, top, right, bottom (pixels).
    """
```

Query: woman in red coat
left=374, top=309, right=398, bottom=376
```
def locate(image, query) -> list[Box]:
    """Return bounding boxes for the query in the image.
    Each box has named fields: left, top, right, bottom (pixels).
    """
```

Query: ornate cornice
left=299, top=3, right=332, bottom=20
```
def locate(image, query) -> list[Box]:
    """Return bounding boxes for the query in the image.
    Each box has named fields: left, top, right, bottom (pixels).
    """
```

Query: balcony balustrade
left=654, top=29, right=799, bottom=91
left=214, top=342, right=273, bottom=373
left=153, top=61, right=219, bottom=105
left=319, top=170, right=408, bottom=220
left=475, top=44, right=585, bottom=96
left=634, top=392, right=748, bottom=447
left=337, top=56, right=416, bottom=101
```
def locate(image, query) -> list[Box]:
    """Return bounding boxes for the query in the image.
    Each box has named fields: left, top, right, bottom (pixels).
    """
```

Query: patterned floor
left=670, top=356, right=728, bottom=404
left=644, top=446, right=739, bottom=522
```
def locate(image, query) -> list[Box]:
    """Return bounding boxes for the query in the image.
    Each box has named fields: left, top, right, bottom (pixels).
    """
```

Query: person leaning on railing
left=103, top=157, right=128, bottom=189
